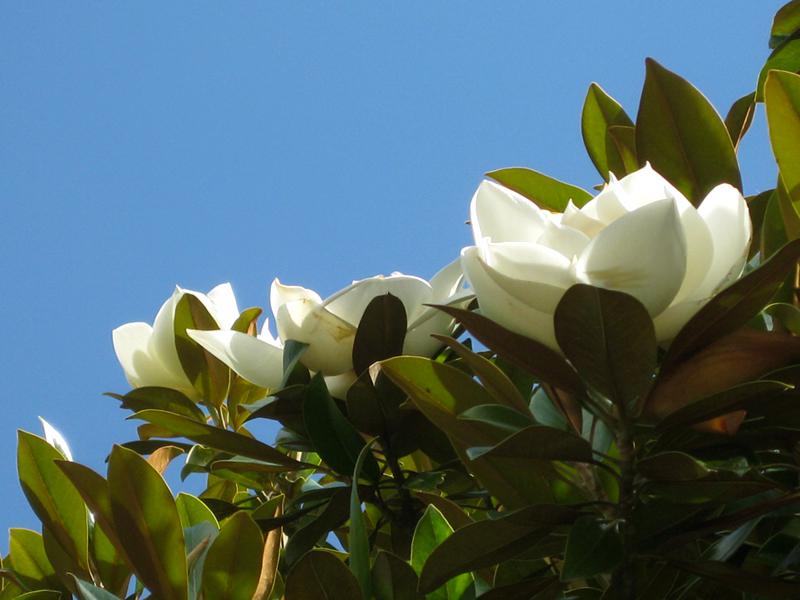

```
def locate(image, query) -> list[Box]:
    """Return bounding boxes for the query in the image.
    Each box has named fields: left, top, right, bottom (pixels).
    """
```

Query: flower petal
left=205, top=283, right=241, bottom=329
left=188, top=329, right=283, bottom=390
left=112, top=322, right=193, bottom=394
left=695, top=183, right=752, bottom=298
left=562, top=200, right=605, bottom=238
left=577, top=198, right=687, bottom=316
left=652, top=298, right=704, bottom=343
left=470, top=180, right=549, bottom=244
left=324, top=371, right=358, bottom=399
left=536, top=220, right=591, bottom=259
left=616, top=162, right=688, bottom=209
left=428, top=258, right=465, bottom=303
left=461, top=246, right=560, bottom=350
left=323, top=274, right=431, bottom=327
left=149, top=289, right=188, bottom=380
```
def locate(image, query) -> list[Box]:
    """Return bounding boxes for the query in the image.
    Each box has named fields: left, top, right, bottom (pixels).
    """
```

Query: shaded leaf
left=581, top=83, right=635, bottom=179
left=636, top=58, right=741, bottom=204
left=772, top=1, right=800, bottom=48
left=352, top=294, right=407, bottom=376
left=725, top=92, right=756, bottom=149
left=561, top=516, right=622, bottom=581
left=72, top=577, right=122, bottom=600
left=349, top=440, right=377, bottom=599
left=284, top=487, right=351, bottom=567
left=667, top=558, right=800, bottom=597
left=607, top=125, right=638, bottom=175
left=411, top=506, right=471, bottom=600
left=458, top=404, right=533, bottom=435
left=201, top=511, right=263, bottom=600
left=284, top=550, right=363, bottom=600
left=466, top=425, right=594, bottom=463
left=106, top=387, right=205, bottom=422
left=766, top=70, right=800, bottom=222
left=486, top=167, right=592, bottom=211
left=372, top=551, right=420, bottom=600
left=637, top=452, right=711, bottom=481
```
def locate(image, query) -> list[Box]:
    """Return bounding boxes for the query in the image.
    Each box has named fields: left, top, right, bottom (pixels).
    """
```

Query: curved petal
left=671, top=200, right=714, bottom=304
left=653, top=298, right=704, bottom=344
left=112, top=322, right=193, bottom=394
left=188, top=329, right=283, bottom=390
left=470, top=180, right=549, bottom=244
left=205, top=283, right=240, bottom=329
left=537, top=220, right=591, bottom=259
left=149, top=289, right=188, bottom=380
left=323, top=274, right=431, bottom=327
left=270, top=279, right=323, bottom=319
left=429, top=258, right=465, bottom=303
left=461, top=246, right=560, bottom=350
left=562, top=200, right=604, bottom=238
left=589, top=176, right=629, bottom=223
left=577, top=198, right=687, bottom=316
left=694, top=183, right=752, bottom=298
left=616, top=163, right=687, bottom=209
left=324, top=371, right=358, bottom=399
left=404, top=310, right=456, bottom=358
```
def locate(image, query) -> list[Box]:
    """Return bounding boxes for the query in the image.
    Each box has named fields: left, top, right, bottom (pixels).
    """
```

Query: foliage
left=7, top=3, right=800, bottom=599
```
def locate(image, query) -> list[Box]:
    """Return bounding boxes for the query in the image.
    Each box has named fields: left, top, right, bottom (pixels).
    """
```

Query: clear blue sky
left=0, top=2, right=784, bottom=543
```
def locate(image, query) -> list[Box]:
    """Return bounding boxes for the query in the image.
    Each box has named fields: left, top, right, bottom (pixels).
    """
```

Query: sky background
left=0, top=1, right=786, bottom=547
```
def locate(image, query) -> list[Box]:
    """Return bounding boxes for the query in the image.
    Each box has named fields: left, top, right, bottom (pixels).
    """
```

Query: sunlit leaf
left=581, top=83, right=635, bottom=179
left=486, top=167, right=592, bottom=211
left=411, top=506, right=471, bottom=600
left=201, top=511, right=263, bottom=600
left=284, top=550, right=363, bottom=600
left=371, top=551, right=418, bottom=600
left=725, top=92, right=756, bottom=149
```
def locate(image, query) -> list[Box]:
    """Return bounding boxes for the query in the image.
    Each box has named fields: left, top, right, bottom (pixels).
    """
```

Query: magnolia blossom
left=461, top=165, right=752, bottom=350
left=112, top=283, right=240, bottom=399
left=188, top=260, right=467, bottom=397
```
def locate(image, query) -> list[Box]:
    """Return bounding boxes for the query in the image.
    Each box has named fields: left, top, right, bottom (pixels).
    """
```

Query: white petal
left=461, top=246, right=560, bottom=350
left=271, top=280, right=355, bottom=375
left=616, top=163, right=687, bottom=209
left=577, top=198, right=687, bottom=316
left=149, top=289, right=187, bottom=381
left=188, top=329, right=283, bottom=390
left=428, top=258, right=465, bottom=303
left=483, top=241, right=575, bottom=313
left=38, top=417, right=73, bottom=461
left=695, top=184, right=752, bottom=298
left=670, top=200, right=714, bottom=304
left=404, top=310, right=456, bottom=358
left=323, top=274, right=431, bottom=327
left=324, top=371, right=358, bottom=399
left=591, top=177, right=629, bottom=223
left=470, top=180, right=549, bottom=244
left=205, top=283, right=240, bottom=329
left=562, top=200, right=605, bottom=238
left=653, top=298, right=704, bottom=343
left=537, top=220, right=591, bottom=259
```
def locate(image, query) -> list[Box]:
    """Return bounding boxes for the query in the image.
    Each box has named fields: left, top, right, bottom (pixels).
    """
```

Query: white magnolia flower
left=188, top=260, right=468, bottom=397
left=39, top=416, right=73, bottom=461
left=112, top=283, right=240, bottom=399
left=461, top=164, right=752, bottom=351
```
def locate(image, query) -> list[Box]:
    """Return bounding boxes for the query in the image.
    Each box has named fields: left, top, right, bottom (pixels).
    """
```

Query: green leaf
left=371, top=551, right=419, bottom=600
left=724, top=92, right=756, bottom=149
left=284, top=487, right=351, bottom=567
left=231, top=307, right=262, bottom=334
left=486, top=167, right=592, bottom=211
left=107, top=445, right=188, bottom=600
left=667, top=558, right=800, bottom=597
left=12, top=592, right=62, bottom=600
left=7, top=529, right=60, bottom=592
left=636, top=58, right=741, bottom=204
left=554, top=285, right=656, bottom=411
left=432, top=305, right=583, bottom=394
left=352, top=293, right=407, bottom=376
left=637, top=451, right=711, bottom=481
left=419, top=504, right=576, bottom=593
left=772, top=1, right=800, bottom=48
left=458, top=404, right=533, bottom=434
left=411, top=506, right=471, bottom=600
left=303, top=374, right=379, bottom=480
left=663, top=239, right=800, bottom=369
left=434, top=335, right=529, bottom=413
left=173, top=293, right=230, bottom=406
left=281, top=340, right=309, bottom=387
left=129, top=409, right=307, bottom=469
left=106, top=387, right=206, bottom=422
left=607, top=125, right=638, bottom=174
left=90, top=524, right=130, bottom=598
left=466, top=425, right=594, bottom=463
left=201, top=511, right=263, bottom=600
left=581, top=83, right=635, bottom=179
left=284, top=550, right=363, bottom=600
left=176, top=492, right=219, bottom=529
left=72, top=577, right=122, bottom=600
left=766, top=70, right=800, bottom=221
left=16, top=432, right=90, bottom=576
left=561, top=516, right=623, bottom=581
left=767, top=302, right=800, bottom=333
left=759, top=37, right=800, bottom=100
left=349, top=440, right=378, bottom=599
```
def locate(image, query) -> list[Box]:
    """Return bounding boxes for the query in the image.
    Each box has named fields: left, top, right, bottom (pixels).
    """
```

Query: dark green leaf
left=667, top=558, right=800, bottom=597
left=107, top=445, right=188, bottom=600
left=281, top=340, right=309, bottom=387
left=607, top=125, right=638, bottom=175
left=284, top=550, right=363, bottom=600
left=637, top=452, right=711, bottom=481
left=772, top=1, right=800, bottom=48
left=371, top=551, right=419, bottom=600
left=725, top=92, right=756, bottom=149
left=636, top=58, right=741, bottom=204
left=349, top=440, right=378, bottom=599
left=419, top=504, right=576, bottom=593
left=303, top=374, right=379, bottom=479
left=486, top=167, right=592, bottom=211
left=284, top=487, right=351, bottom=567
left=458, top=404, right=533, bottom=435
left=432, top=305, right=583, bottom=394
left=411, top=506, right=471, bottom=600
left=766, top=70, right=800, bottom=219
left=72, top=577, right=122, bottom=600
left=554, top=285, right=656, bottom=411
left=129, top=409, right=307, bottom=469
left=352, top=294, right=407, bottom=376
left=663, top=239, right=800, bottom=369
left=106, top=387, right=205, bottom=422
left=581, top=83, right=635, bottom=179
left=561, top=516, right=623, bottom=581
left=201, top=511, right=263, bottom=600
left=466, top=425, right=594, bottom=463
left=759, top=37, right=800, bottom=100
left=17, top=432, right=90, bottom=576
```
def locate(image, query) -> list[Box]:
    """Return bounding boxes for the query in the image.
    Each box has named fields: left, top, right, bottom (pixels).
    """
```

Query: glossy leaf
left=758, top=37, right=800, bottom=101
left=466, top=425, right=594, bottom=463
left=284, top=550, right=363, bottom=600
left=419, top=504, right=576, bottom=593
left=772, top=1, right=800, bottom=47
left=129, top=409, right=307, bottom=469
left=17, top=432, right=90, bottom=575
left=284, top=487, right=351, bottom=566
left=231, top=307, right=262, bottom=334
left=724, top=92, right=756, bottom=149
left=72, top=577, right=122, bottom=600
left=90, top=525, right=130, bottom=598
left=766, top=70, right=800, bottom=218
left=371, top=551, right=419, bottom=600
left=581, top=83, right=635, bottom=179
left=486, top=167, right=592, bottom=211
left=349, top=440, right=377, bottom=599
left=107, top=445, right=188, bottom=600
left=432, top=305, right=583, bottom=394
left=176, top=492, right=219, bottom=529
left=663, top=239, right=800, bottom=369
left=201, top=511, right=264, bottom=600
left=561, top=516, right=623, bottom=581
left=281, top=340, right=309, bottom=387
left=555, top=285, right=656, bottom=411
left=7, top=529, right=60, bottom=593
left=411, top=506, right=471, bottom=600
left=636, top=58, right=741, bottom=204
left=352, top=293, right=407, bottom=376
left=106, top=387, right=205, bottom=422
left=303, top=374, right=379, bottom=480
left=458, top=404, right=533, bottom=434
left=607, top=125, right=638, bottom=174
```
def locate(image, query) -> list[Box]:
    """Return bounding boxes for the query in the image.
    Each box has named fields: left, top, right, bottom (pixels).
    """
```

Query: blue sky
left=0, top=2, right=785, bottom=543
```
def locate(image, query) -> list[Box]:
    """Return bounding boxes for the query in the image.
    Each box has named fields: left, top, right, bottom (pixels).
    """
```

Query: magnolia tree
left=9, top=4, right=800, bottom=600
